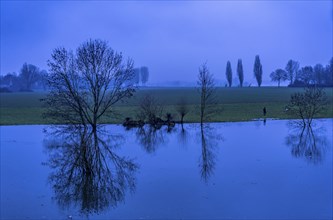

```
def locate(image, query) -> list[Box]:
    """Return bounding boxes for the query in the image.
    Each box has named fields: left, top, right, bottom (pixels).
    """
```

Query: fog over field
left=1, top=1, right=332, bottom=86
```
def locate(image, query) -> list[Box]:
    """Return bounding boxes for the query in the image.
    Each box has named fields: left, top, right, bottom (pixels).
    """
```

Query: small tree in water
left=176, top=98, right=189, bottom=125
left=197, top=62, right=216, bottom=125
left=44, top=39, right=135, bottom=130
left=286, top=86, right=327, bottom=126
left=137, top=94, right=163, bottom=124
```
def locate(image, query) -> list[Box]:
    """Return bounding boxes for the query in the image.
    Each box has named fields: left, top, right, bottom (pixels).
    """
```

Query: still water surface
left=1, top=119, right=332, bottom=219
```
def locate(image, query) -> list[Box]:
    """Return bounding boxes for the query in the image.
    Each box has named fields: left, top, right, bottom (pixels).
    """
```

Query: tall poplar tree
left=225, top=61, right=232, bottom=87
left=237, top=59, right=244, bottom=87
left=253, top=55, right=263, bottom=87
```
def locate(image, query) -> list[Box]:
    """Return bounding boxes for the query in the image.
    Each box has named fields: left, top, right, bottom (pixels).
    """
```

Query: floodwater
left=0, top=119, right=332, bottom=219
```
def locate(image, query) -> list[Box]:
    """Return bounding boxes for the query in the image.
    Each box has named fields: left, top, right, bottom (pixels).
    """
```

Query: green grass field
left=0, top=87, right=332, bottom=125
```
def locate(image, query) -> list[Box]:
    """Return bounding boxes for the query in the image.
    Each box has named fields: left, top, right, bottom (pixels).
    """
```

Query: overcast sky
left=1, top=1, right=332, bottom=85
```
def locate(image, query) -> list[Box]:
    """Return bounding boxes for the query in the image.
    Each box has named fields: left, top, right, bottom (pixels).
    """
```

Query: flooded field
left=1, top=119, right=332, bottom=219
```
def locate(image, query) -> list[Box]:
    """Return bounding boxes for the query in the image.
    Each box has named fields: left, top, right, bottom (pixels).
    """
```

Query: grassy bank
left=0, top=87, right=332, bottom=125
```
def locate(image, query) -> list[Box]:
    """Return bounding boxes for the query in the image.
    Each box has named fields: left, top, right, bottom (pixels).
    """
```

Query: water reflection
left=178, top=124, right=188, bottom=146
left=285, top=122, right=329, bottom=164
left=135, top=125, right=175, bottom=153
left=44, top=126, right=138, bottom=215
left=199, top=125, right=222, bottom=182
left=134, top=123, right=222, bottom=182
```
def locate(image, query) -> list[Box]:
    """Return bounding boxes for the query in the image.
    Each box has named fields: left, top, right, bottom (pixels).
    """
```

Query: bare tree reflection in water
left=178, top=124, right=188, bottom=146
left=285, top=122, right=329, bottom=164
left=135, top=124, right=176, bottom=153
left=44, top=126, right=138, bottom=216
left=199, top=124, right=223, bottom=182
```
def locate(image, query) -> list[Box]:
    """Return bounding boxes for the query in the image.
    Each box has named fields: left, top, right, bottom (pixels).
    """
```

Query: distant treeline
left=131, top=66, right=150, bottom=86
left=1, top=56, right=332, bottom=92
left=225, top=56, right=333, bottom=87
left=0, top=63, right=48, bottom=92
left=0, top=63, right=150, bottom=92
left=270, top=58, right=333, bottom=87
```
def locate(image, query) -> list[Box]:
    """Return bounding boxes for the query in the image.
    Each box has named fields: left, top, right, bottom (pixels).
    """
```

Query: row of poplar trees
left=225, top=55, right=262, bottom=87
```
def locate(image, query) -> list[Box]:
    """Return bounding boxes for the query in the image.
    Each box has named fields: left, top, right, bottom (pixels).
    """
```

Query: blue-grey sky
left=1, top=1, right=332, bottom=85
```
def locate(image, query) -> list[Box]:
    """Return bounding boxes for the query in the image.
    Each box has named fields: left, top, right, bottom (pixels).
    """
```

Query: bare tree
left=176, top=98, right=189, bottom=124
left=298, top=66, right=314, bottom=86
left=225, top=61, right=232, bottom=87
left=133, top=68, right=140, bottom=85
left=313, top=64, right=325, bottom=85
left=44, top=39, right=135, bottom=131
left=19, top=63, right=40, bottom=91
left=1, top=72, right=20, bottom=91
left=197, top=62, right=216, bottom=125
left=325, top=57, right=333, bottom=86
left=285, top=59, right=299, bottom=86
left=270, top=68, right=288, bottom=87
left=39, top=70, right=49, bottom=90
left=140, top=66, right=149, bottom=86
left=137, top=94, right=163, bottom=125
left=285, top=86, right=327, bottom=126
left=237, top=59, right=244, bottom=87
